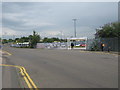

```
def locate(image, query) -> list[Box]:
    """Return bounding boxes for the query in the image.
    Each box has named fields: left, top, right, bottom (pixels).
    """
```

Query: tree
left=8, top=39, right=13, bottom=42
left=95, top=22, right=120, bottom=38
left=2, top=39, right=8, bottom=44
left=20, top=37, right=29, bottom=42
left=0, top=38, right=2, bottom=42
left=29, top=31, right=41, bottom=48
left=13, top=37, right=29, bottom=43
left=42, top=37, right=65, bottom=43
left=43, top=37, right=49, bottom=43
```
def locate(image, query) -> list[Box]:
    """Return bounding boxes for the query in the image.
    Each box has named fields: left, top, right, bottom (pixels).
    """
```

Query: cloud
left=40, top=30, right=61, bottom=37
left=2, top=27, right=30, bottom=36
left=2, top=27, right=18, bottom=35
left=2, top=0, right=119, bottom=2
left=38, top=26, right=95, bottom=38
left=3, top=13, right=24, bottom=22
left=23, top=21, right=55, bottom=27
left=2, top=2, right=118, bottom=39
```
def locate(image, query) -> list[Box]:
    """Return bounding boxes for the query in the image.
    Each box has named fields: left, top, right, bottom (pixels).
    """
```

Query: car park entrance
left=67, top=37, right=87, bottom=50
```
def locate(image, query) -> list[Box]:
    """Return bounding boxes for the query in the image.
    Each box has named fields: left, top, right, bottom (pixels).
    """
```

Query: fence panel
left=86, top=38, right=119, bottom=52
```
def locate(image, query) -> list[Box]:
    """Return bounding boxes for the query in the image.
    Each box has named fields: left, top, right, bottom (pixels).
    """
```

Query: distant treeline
left=1, top=31, right=67, bottom=45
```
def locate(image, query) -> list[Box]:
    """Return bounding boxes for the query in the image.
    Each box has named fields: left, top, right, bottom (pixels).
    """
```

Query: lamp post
left=73, top=19, right=77, bottom=37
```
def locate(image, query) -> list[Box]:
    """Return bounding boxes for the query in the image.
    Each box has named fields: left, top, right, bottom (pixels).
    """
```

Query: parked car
left=80, top=44, right=86, bottom=47
left=75, top=44, right=81, bottom=46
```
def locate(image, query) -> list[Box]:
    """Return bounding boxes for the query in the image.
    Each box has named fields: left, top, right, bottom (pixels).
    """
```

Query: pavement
left=79, top=50, right=119, bottom=56
left=1, top=50, right=38, bottom=89
left=1, top=50, right=22, bottom=88
left=2, top=45, right=118, bottom=88
left=2, top=65, right=21, bottom=88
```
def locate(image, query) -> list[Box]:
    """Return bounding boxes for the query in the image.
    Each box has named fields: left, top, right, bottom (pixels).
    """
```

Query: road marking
left=21, top=67, right=38, bottom=88
left=0, top=64, right=38, bottom=90
left=2, top=51, right=38, bottom=89
left=19, top=67, right=33, bottom=89
left=2, top=50, right=12, bottom=56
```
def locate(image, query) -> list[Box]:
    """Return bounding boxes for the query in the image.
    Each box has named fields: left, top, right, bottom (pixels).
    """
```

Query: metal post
left=73, top=19, right=77, bottom=37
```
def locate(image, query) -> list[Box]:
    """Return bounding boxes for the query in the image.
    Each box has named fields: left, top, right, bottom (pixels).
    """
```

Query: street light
left=72, top=19, right=77, bottom=37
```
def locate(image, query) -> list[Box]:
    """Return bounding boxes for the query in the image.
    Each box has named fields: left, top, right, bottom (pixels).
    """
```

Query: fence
left=37, top=37, right=119, bottom=52
left=86, top=37, right=119, bottom=52
left=100, top=37, right=119, bottom=52
left=37, top=42, right=68, bottom=49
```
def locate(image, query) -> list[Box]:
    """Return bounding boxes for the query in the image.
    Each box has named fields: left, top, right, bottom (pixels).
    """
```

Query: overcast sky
left=2, top=2, right=118, bottom=39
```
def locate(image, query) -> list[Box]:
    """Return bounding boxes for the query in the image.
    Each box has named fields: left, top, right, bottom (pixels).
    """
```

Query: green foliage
left=95, top=22, right=120, bottom=38
left=14, top=37, right=29, bottom=43
left=2, top=39, right=8, bottom=44
left=8, top=39, right=13, bottom=42
left=43, top=37, right=66, bottom=43
left=91, top=40, right=100, bottom=51
left=6, top=31, right=41, bottom=48
left=29, top=31, right=41, bottom=48
left=20, top=37, right=29, bottom=42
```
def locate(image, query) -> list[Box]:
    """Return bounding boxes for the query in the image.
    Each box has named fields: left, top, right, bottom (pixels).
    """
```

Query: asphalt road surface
left=2, top=65, right=21, bottom=88
left=2, top=45, right=118, bottom=88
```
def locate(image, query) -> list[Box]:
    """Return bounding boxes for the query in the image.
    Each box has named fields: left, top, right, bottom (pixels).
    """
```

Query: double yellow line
left=1, top=50, right=38, bottom=89
left=0, top=64, right=38, bottom=90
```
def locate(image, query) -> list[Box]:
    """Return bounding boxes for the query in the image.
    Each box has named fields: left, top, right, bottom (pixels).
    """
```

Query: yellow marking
left=22, top=67, right=38, bottom=89
left=2, top=50, right=12, bottom=56
left=19, top=68, right=33, bottom=89
left=0, top=64, right=38, bottom=89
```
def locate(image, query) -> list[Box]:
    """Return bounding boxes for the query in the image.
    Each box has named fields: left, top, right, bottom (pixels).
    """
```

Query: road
left=2, top=45, right=118, bottom=88
left=1, top=51, right=24, bottom=88
left=2, top=65, right=21, bottom=88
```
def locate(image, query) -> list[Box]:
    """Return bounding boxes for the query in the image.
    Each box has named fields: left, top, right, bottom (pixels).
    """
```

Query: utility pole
left=73, top=19, right=77, bottom=37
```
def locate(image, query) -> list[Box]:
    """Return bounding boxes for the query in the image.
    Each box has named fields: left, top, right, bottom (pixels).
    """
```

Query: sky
left=1, top=2, right=118, bottom=39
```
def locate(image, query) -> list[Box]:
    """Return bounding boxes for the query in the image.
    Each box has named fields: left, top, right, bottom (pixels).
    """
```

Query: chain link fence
left=37, top=37, right=119, bottom=52
left=86, top=37, right=119, bottom=52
